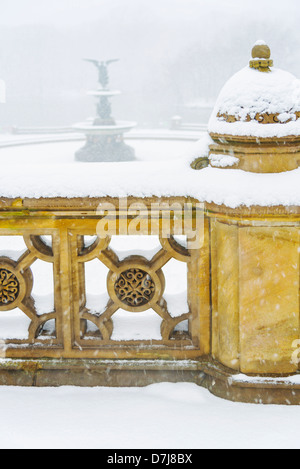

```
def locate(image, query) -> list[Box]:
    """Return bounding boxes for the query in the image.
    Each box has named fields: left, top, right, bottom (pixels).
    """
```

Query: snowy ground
left=0, top=133, right=196, bottom=163
left=0, top=383, right=299, bottom=449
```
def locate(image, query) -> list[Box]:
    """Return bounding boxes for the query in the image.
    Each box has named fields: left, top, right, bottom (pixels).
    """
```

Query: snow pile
left=111, top=310, right=162, bottom=341
left=209, top=66, right=300, bottom=138
left=185, top=132, right=212, bottom=163
left=253, top=39, right=267, bottom=48
left=210, top=154, right=239, bottom=168
left=164, top=292, right=189, bottom=318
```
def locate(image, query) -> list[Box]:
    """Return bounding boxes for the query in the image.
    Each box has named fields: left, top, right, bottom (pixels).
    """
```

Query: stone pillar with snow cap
left=207, top=42, right=300, bottom=173
left=193, top=43, right=300, bottom=399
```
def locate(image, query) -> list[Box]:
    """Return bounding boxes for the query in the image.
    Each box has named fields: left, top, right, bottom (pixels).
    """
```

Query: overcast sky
left=0, top=0, right=299, bottom=128
left=0, top=0, right=297, bottom=27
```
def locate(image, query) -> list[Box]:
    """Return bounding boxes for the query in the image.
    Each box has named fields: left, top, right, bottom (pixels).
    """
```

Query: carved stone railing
left=0, top=196, right=209, bottom=361
left=2, top=196, right=300, bottom=405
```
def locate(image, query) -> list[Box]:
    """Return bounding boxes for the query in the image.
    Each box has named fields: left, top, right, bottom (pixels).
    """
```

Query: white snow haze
left=0, top=0, right=299, bottom=128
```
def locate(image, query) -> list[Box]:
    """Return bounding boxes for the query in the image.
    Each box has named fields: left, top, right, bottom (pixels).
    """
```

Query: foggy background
left=0, top=0, right=299, bottom=130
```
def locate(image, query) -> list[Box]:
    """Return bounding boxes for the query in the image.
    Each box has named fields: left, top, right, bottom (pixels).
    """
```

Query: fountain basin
left=87, top=90, right=121, bottom=97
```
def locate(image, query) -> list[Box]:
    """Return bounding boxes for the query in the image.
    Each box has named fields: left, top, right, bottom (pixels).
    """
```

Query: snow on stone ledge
left=209, top=66, right=300, bottom=138
left=186, top=132, right=212, bottom=163
left=0, top=134, right=299, bottom=208
left=231, top=373, right=300, bottom=386
left=209, top=118, right=300, bottom=139
left=210, top=154, right=239, bottom=168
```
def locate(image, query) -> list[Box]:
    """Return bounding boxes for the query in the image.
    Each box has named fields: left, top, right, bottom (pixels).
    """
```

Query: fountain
left=74, top=59, right=136, bottom=162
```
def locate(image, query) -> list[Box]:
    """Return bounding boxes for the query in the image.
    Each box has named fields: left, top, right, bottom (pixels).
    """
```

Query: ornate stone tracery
left=0, top=236, right=58, bottom=344
left=0, top=268, right=20, bottom=305
left=217, top=111, right=300, bottom=125
left=75, top=228, right=194, bottom=345
left=114, top=268, right=155, bottom=307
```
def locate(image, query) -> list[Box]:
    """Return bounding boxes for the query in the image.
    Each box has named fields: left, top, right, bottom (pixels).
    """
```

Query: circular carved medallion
left=114, top=268, right=155, bottom=308
left=0, top=268, right=20, bottom=306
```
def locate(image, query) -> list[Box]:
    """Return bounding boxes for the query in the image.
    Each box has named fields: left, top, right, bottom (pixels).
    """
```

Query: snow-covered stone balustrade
left=0, top=196, right=210, bottom=387
left=1, top=42, right=300, bottom=405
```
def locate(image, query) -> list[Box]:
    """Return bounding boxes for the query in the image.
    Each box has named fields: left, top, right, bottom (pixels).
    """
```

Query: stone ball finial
left=252, top=41, right=271, bottom=59
left=250, top=41, right=273, bottom=71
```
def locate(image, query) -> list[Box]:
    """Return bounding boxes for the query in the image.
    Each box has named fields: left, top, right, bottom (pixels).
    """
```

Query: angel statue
left=84, top=58, right=119, bottom=89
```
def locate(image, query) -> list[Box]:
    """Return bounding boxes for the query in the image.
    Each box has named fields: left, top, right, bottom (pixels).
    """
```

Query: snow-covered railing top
left=1, top=141, right=300, bottom=208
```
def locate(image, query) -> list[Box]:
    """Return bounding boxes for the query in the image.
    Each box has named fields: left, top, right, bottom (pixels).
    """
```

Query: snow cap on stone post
left=191, top=42, right=300, bottom=173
